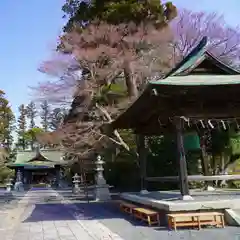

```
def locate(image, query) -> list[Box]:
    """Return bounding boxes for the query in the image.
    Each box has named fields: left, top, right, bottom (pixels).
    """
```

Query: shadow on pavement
left=22, top=200, right=155, bottom=227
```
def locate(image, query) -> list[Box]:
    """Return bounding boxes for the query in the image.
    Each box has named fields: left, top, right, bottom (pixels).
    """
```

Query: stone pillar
left=175, top=117, right=193, bottom=200
left=94, top=155, right=111, bottom=201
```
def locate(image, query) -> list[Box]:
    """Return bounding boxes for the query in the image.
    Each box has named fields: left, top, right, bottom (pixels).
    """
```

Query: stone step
left=225, top=209, right=240, bottom=226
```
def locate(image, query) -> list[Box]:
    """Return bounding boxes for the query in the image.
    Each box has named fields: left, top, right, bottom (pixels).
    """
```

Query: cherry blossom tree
left=171, top=9, right=240, bottom=68
left=34, top=21, right=173, bottom=159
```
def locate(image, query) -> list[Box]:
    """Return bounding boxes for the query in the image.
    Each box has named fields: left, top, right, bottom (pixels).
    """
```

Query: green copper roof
left=15, top=151, right=36, bottom=164
left=9, top=149, right=66, bottom=167
left=169, top=44, right=207, bottom=76
left=150, top=75, right=240, bottom=86
left=7, top=163, right=56, bottom=169
left=164, top=36, right=239, bottom=77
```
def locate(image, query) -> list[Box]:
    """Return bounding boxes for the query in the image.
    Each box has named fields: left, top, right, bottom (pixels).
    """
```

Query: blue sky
left=0, top=0, right=65, bottom=118
left=1, top=0, right=240, bottom=119
left=172, top=0, right=240, bottom=27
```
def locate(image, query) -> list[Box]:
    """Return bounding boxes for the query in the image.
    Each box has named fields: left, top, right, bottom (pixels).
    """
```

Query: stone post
left=94, top=155, right=111, bottom=201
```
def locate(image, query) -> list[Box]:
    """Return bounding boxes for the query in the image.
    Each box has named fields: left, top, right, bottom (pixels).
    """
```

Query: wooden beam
left=146, top=174, right=240, bottom=182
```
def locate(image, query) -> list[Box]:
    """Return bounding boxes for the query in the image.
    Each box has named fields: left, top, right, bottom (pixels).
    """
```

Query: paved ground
left=57, top=189, right=240, bottom=240
left=0, top=188, right=240, bottom=240
left=1, top=189, right=125, bottom=240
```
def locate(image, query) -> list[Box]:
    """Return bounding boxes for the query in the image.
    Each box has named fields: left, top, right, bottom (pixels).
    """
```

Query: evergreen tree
left=3, top=114, right=15, bottom=150
left=62, top=0, right=177, bottom=31
left=26, top=101, right=38, bottom=149
left=40, top=100, right=50, bottom=132
left=17, top=104, right=27, bottom=150
left=26, top=101, right=37, bottom=129
left=0, top=90, right=15, bottom=149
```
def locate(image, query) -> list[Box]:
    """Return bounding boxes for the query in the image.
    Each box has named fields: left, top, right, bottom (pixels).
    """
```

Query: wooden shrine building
left=111, top=36, right=240, bottom=199
left=7, top=147, right=67, bottom=187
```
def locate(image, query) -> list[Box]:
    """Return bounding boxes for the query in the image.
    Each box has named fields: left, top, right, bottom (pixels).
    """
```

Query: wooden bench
left=119, top=201, right=138, bottom=214
left=167, top=212, right=225, bottom=230
left=132, top=207, right=160, bottom=226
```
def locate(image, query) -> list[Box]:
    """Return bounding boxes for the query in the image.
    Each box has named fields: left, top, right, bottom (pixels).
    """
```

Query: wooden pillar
left=136, top=134, right=148, bottom=192
left=14, top=168, right=17, bottom=182
left=28, top=171, right=32, bottom=184
left=18, top=166, right=24, bottom=183
left=175, top=117, right=191, bottom=199
left=55, top=165, right=60, bottom=188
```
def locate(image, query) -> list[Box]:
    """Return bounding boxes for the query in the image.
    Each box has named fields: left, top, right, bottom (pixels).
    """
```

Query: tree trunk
left=123, top=61, right=138, bottom=98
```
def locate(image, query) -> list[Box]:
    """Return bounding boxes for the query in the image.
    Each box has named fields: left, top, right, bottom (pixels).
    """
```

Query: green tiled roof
left=150, top=75, right=240, bottom=86
left=170, top=45, right=206, bottom=76
left=15, top=151, right=36, bottom=164
left=40, top=150, right=63, bottom=163
left=11, top=149, right=66, bottom=167
left=164, top=36, right=239, bottom=78
left=8, top=163, right=55, bottom=169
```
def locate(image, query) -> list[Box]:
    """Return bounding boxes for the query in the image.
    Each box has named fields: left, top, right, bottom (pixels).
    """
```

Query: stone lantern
left=14, top=169, right=24, bottom=192
left=94, top=155, right=111, bottom=201
left=6, top=178, right=13, bottom=192
left=72, top=173, right=80, bottom=194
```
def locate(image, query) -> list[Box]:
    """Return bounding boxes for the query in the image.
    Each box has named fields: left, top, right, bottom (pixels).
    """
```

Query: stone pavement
left=2, top=189, right=124, bottom=240
left=1, top=188, right=240, bottom=240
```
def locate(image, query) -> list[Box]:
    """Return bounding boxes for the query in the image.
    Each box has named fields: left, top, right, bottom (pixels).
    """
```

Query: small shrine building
left=7, top=147, right=67, bottom=187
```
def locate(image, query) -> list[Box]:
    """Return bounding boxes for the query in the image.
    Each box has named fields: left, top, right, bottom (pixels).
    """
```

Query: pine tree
left=62, top=0, right=177, bottom=31
left=17, top=104, right=27, bottom=150
left=40, top=100, right=50, bottom=132
left=0, top=90, right=15, bottom=149
left=26, top=101, right=38, bottom=149
left=26, top=101, right=37, bottom=129
left=3, top=114, right=15, bottom=150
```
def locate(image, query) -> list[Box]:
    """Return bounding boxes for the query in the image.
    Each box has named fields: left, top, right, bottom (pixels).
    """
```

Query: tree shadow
left=22, top=201, right=156, bottom=227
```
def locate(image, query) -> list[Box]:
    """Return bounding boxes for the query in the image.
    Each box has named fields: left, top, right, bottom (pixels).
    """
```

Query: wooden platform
left=119, top=200, right=160, bottom=226
left=133, top=207, right=160, bottom=226
left=119, top=201, right=137, bottom=214
left=167, top=212, right=225, bottom=230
